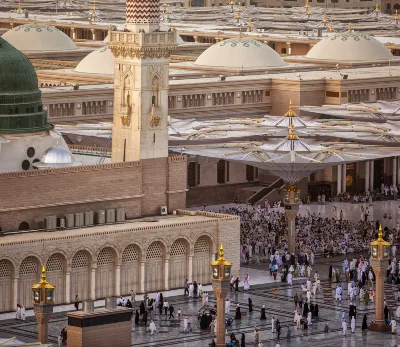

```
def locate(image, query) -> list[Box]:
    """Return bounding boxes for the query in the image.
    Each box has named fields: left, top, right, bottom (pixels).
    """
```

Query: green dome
left=0, top=37, right=52, bottom=134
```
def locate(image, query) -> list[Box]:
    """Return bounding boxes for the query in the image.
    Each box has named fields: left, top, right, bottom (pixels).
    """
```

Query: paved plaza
left=1, top=201, right=400, bottom=347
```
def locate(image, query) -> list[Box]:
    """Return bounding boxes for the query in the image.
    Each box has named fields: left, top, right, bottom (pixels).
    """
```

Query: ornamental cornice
left=109, top=45, right=177, bottom=59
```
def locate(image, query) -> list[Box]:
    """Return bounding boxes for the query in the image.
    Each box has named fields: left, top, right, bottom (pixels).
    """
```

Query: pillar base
left=368, top=322, right=390, bottom=332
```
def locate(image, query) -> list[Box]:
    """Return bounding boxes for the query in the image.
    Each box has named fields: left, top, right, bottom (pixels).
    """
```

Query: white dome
left=75, top=47, right=114, bottom=75
left=3, top=23, right=77, bottom=52
left=306, top=31, right=393, bottom=62
left=194, top=37, right=286, bottom=69
left=41, top=146, right=75, bottom=164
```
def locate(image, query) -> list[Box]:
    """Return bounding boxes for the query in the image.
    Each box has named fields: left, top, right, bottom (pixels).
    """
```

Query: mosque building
left=0, top=0, right=240, bottom=313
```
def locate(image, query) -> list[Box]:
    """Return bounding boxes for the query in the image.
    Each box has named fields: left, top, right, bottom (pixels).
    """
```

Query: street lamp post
left=32, top=266, right=56, bottom=344
left=210, top=244, right=232, bottom=347
left=284, top=185, right=301, bottom=254
left=368, top=225, right=391, bottom=332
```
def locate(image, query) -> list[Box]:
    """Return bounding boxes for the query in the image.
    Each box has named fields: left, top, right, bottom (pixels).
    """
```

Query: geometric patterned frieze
left=97, top=247, right=115, bottom=266
left=72, top=251, right=89, bottom=269
left=19, top=256, right=38, bottom=276
left=126, top=0, right=160, bottom=24
left=46, top=254, right=63, bottom=272
left=122, top=244, right=139, bottom=263
left=0, top=260, right=11, bottom=278
left=194, top=236, right=210, bottom=254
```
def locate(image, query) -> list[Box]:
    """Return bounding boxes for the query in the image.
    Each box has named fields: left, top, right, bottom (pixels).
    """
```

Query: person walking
left=148, top=320, right=156, bottom=335
left=342, top=320, right=347, bottom=336
left=74, top=295, right=79, bottom=311
left=131, top=290, right=136, bottom=303
left=168, top=304, right=175, bottom=319
left=286, top=326, right=291, bottom=342
left=351, top=316, right=356, bottom=333
left=271, top=317, right=276, bottom=333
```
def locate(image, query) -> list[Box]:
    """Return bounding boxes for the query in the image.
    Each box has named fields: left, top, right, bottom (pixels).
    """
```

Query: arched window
left=18, top=222, right=30, bottom=230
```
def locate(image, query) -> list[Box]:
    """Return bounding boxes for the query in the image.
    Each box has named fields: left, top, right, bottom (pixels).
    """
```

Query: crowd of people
left=211, top=204, right=399, bottom=257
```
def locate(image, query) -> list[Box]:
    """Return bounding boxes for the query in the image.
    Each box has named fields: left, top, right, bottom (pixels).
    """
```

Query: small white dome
left=41, top=146, right=75, bottom=164
left=306, top=31, right=393, bottom=62
left=194, top=37, right=286, bottom=69
left=75, top=47, right=114, bottom=75
left=3, top=23, right=77, bottom=52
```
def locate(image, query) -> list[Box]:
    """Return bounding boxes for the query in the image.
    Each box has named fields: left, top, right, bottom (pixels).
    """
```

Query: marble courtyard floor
left=1, top=200, right=400, bottom=346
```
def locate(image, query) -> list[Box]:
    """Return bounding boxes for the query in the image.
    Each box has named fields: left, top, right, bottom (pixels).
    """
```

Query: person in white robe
left=149, top=320, right=157, bottom=335
left=225, top=299, right=231, bottom=315
left=20, top=305, right=25, bottom=321
left=335, top=286, right=342, bottom=301
left=205, top=292, right=209, bottom=305
left=183, top=317, right=189, bottom=332
left=189, top=284, right=194, bottom=297
left=307, top=311, right=312, bottom=326
left=198, top=283, right=203, bottom=297
left=244, top=274, right=250, bottom=291
left=350, top=317, right=355, bottom=333
left=342, top=320, right=347, bottom=336
left=271, top=317, right=275, bottom=333
left=202, top=292, right=207, bottom=306
left=306, top=290, right=311, bottom=303
left=390, top=319, right=397, bottom=334
left=287, top=272, right=293, bottom=286
left=16, top=305, right=21, bottom=320
left=307, top=266, right=312, bottom=278
left=396, top=305, right=400, bottom=319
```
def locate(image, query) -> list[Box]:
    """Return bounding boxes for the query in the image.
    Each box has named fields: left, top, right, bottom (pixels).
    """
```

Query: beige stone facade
left=0, top=210, right=240, bottom=312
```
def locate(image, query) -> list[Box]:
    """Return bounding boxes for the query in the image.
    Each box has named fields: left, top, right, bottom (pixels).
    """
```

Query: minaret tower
left=109, top=0, right=177, bottom=162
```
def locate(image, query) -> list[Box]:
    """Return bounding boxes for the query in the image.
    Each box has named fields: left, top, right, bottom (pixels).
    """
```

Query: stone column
left=337, top=164, right=342, bottom=194
left=188, top=255, right=193, bottom=282
left=286, top=209, right=297, bottom=254
left=370, top=160, right=375, bottom=190
left=140, top=261, right=145, bottom=293
left=34, top=304, right=53, bottom=344
left=365, top=161, right=370, bottom=192
left=65, top=272, right=71, bottom=304
left=369, top=261, right=386, bottom=331
left=393, top=157, right=397, bottom=186
left=90, top=267, right=96, bottom=301
left=342, top=164, right=347, bottom=193
left=212, top=279, right=230, bottom=347
left=115, top=265, right=121, bottom=297
left=164, top=259, right=170, bottom=291
left=13, top=277, right=18, bottom=309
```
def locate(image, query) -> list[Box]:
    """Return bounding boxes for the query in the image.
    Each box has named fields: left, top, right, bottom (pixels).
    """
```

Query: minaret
left=109, top=0, right=177, bottom=162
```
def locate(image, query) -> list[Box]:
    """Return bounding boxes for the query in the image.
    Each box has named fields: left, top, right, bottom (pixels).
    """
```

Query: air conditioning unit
left=44, top=216, right=57, bottom=231
left=65, top=214, right=75, bottom=228
left=75, top=212, right=84, bottom=228
left=59, top=217, right=66, bottom=229
left=116, top=208, right=125, bottom=223
left=84, top=211, right=94, bottom=226
left=95, top=210, right=105, bottom=225
left=160, top=206, right=168, bottom=216
left=106, top=209, right=116, bottom=224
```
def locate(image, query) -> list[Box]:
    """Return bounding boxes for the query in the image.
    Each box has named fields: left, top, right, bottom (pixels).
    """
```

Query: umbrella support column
left=283, top=185, right=300, bottom=254
left=285, top=204, right=299, bottom=254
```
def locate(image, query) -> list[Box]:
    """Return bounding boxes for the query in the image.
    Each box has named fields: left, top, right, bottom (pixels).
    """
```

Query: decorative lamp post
left=368, top=225, right=391, bottom=332
left=374, top=3, right=381, bottom=18
left=229, top=0, right=236, bottom=12
left=210, top=244, right=232, bottom=347
left=321, top=12, right=328, bottom=27
left=32, top=266, right=56, bottom=344
left=283, top=184, right=300, bottom=254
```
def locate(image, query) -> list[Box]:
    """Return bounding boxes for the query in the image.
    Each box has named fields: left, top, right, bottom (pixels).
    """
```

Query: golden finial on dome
left=284, top=100, right=297, bottom=118
left=378, top=224, right=383, bottom=238
left=328, top=21, right=335, bottom=32
left=322, top=12, right=328, bottom=24
left=374, top=3, right=380, bottom=12
left=306, top=7, right=312, bottom=16
left=16, top=0, right=23, bottom=14
left=33, top=16, right=37, bottom=24
left=304, top=0, right=310, bottom=9
left=347, top=23, right=353, bottom=32
left=393, top=9, right=399, bottom=22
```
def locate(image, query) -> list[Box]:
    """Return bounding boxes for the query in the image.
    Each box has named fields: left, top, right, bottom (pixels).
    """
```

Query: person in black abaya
left=248, top=298, right=253, bottom=313
left=310, top=303, right=315, bottom=318
left=235, top=277, right=240, bottom=292
left=329, top=265, right=332, bottom=280
left=139, top=301, right=145, bottom=315
left=260, top=305, right=266, bottom=320
left=303, top=302, right=309, bottom=317
left=235, top=304, right=242, bottom=320
left=384, top=305, right=389, bottom=321
left=135, top=310, right=139, bottom=325
left=143, top=311, right=148, bottom=326
left=362, top=315, right=368, bottom=330
left=200, top=313, right=209, bottom=330
left=314, top=304, right=319, bottom=319
left=241, top=333, right=245, bottom=347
